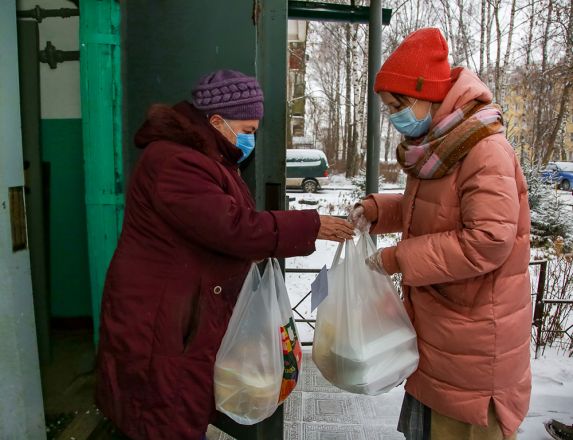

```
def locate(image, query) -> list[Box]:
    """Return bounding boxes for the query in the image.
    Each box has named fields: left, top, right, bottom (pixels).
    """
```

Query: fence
left=288, top=259, right=573, bottom=356
left=530, top=259, right=573, bottom=358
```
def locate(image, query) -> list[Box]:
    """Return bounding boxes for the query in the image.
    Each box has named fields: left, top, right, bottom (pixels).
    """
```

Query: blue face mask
left=389, top=100, right=432, bottom=138
left=223, top=119, right=256, bottom=163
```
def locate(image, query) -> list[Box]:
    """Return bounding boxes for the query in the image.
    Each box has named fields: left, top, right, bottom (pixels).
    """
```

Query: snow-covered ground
left=285, top=175, right=573, bottom=439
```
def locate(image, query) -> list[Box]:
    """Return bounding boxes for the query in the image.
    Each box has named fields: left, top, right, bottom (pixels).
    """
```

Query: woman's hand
left=365, top=249, right=385, bottom=273
left=348, top=205, right=371, bottom=232
left=317, top=216, right=355, bottom=243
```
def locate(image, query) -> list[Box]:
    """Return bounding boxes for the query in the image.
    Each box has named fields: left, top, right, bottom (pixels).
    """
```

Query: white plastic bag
left=312, top=233, right=419, bottom=395
left=214, top=259, right=302, bottom=425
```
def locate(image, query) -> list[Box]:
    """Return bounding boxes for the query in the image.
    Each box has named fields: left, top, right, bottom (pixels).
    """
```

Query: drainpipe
left=17, top=5, right=79, bottom=22
left=80, top=0, right=124, bottom=342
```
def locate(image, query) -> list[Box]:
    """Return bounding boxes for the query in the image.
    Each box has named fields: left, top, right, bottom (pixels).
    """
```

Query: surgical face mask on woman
left=389, top=100, right=432, bottom=138
left=222, top=119, right=256, bottom=163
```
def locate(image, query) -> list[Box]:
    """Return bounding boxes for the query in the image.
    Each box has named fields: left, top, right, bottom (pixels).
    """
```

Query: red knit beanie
left=375, top=28, right=452, bottom=102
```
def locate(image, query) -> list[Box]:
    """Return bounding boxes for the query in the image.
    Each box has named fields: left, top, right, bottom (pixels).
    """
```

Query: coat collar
left=134, top=101, right=242, bottom=168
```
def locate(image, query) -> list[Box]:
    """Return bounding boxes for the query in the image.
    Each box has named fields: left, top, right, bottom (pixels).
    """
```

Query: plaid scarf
left=396, top=101, right=505, bottom=179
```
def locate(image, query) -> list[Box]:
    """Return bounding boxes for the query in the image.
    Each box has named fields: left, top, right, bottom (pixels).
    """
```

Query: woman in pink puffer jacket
left=350, top=28, right=531, bottom=440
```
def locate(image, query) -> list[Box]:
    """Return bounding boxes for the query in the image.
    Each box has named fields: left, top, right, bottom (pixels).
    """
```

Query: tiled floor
left=207, top=351, right=405, bottom=440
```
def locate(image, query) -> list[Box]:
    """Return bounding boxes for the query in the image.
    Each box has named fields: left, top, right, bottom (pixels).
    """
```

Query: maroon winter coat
left=95, top=101, right=319, bottom=439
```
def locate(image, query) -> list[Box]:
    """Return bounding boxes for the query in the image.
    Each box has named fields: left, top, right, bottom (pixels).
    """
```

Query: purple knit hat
left=190, top=69, right=264, bottom=120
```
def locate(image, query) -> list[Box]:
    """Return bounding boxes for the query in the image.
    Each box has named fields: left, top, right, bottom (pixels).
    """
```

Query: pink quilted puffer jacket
left=365, top=68, right=532, bottom=437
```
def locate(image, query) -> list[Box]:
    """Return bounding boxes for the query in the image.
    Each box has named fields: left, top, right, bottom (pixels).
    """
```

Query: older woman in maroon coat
left=95, top=70, right=353, bottom=440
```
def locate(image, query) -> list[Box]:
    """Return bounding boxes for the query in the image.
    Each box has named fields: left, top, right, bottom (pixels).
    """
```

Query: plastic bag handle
left=364, top=233, right=378, bottom=255
left=332, top=241, right=345, bottom=267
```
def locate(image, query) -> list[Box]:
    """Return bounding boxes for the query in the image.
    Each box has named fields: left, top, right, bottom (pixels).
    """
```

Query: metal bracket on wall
left=17, top=5, right=79, bottom=23
left=288, top=0, right=392, bottom=24
left=39, top=41, right=80, bottom=69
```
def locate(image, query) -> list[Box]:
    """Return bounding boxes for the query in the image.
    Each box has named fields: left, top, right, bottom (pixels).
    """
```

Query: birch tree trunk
left=493, top=0, right=503, bottom=103
left=343, top=23, right=352, bottom=165
left=525, top=0, right=536, bottom=67
left=345, top=23, right=354, bottom=176
left=533, top=0, right=553, bottom=163
left=541, top=0, right=573, bottom=163
left=384, top=120, right=392, bottom=163
left=479, top=0, right=486, bottom=76
left=502, top=0, right=517, bottom=69
left=486, top=0, right=492, bottom=84
left=456, top=0, right=473, bottom=69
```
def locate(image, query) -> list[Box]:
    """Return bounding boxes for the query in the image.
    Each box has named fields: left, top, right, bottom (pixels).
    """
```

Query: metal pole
left=366, top=0, right=382, bottom=197
left=534, top=261, right=547, bottom=359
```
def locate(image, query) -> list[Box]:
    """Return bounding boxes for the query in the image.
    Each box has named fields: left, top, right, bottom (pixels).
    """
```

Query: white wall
left=0, top=2, right=46, bottom=438
left=17, top=0, right=81, bottom=119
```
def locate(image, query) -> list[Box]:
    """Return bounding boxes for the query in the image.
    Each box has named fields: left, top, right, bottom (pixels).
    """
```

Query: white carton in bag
left=312, top=233, right=419, bottom=395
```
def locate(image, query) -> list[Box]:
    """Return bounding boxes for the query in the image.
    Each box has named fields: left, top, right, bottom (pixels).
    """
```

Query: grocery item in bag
left=214, top=263, right=283, bottom=424
left=272, top=258, right=302, bottom=402
left=312, top=233, right=419, bottom=395
left=278, top=316, right=302, bottom=402
left=215, top=259, right=302, bottom=424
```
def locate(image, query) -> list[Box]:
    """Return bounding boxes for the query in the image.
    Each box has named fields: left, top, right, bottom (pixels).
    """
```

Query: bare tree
left=541, top=0, right=573, bottom=163
left=493, top=0, right=503, bottom=103
left=502, top=0, right=517, bottom=70
left=480, top=0, right=487, bottom=76
left=532, top=0, right=554, bottom=163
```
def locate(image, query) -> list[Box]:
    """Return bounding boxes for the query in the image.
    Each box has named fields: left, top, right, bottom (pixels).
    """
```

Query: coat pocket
left=182, top=269, right=249, bottom=360
left=432, top=273, right=493, bottom=309
left=182, top=291, right=202, bottom=354
left=151, top=279, right=201, bottom=356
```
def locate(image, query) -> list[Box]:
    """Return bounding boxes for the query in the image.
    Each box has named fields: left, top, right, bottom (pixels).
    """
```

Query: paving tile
left=300, top=364, right=344, bottom=393
left=303, top=392, right=361, bottom=424
left=363, top=426, right=406, bottom=440
left=302, top=350, right=319, bottom=373
left=207, top=352, right=404, bottom=440
left=302, top=423, right=365, bottom=440
left=284, top=421, right=303, bottom=440
left=356, top=393, right=402, bottom=425
left=284, top=390, right=303, bottom=422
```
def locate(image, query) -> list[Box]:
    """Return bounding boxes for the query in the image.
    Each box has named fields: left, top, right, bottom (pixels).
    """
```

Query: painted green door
left=80, top=0, right=124, bottom=340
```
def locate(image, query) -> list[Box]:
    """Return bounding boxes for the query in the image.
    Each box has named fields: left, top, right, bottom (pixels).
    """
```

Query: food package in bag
left=312, top=233, right=419, bottom=395
left=214, top=262, right=282, bottom=425
left=214, top=259, right=302, bottom=424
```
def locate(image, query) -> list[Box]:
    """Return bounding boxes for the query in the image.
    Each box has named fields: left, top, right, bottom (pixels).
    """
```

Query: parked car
left=286, top=149, right=329, bottom=193
left=541, top=161, right=573, bottom=190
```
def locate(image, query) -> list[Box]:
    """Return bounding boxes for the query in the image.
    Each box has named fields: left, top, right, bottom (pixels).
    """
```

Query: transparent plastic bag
left=214, top=259, right=301, bottom=425
left=312, top=233, right=419, bottom=395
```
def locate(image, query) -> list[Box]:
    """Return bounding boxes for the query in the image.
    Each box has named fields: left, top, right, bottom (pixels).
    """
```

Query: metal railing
left=286, top=267, right=320, bottom=346
left=289, top=259, right=573, bottom=354
left=530, top=259, right=573, bottom=357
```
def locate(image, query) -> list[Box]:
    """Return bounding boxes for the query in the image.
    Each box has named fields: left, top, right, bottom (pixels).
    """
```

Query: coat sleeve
left=396, top=138, right=521, bottom=287
left=365, top=193, right=404, bottom=234
left=150, top=152, right=320, bottom=260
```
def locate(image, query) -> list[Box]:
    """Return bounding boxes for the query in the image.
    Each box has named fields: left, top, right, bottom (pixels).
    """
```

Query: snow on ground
left=520, top=350, right=573, bottom=438
left=285, top=176, right=573, bottom=439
